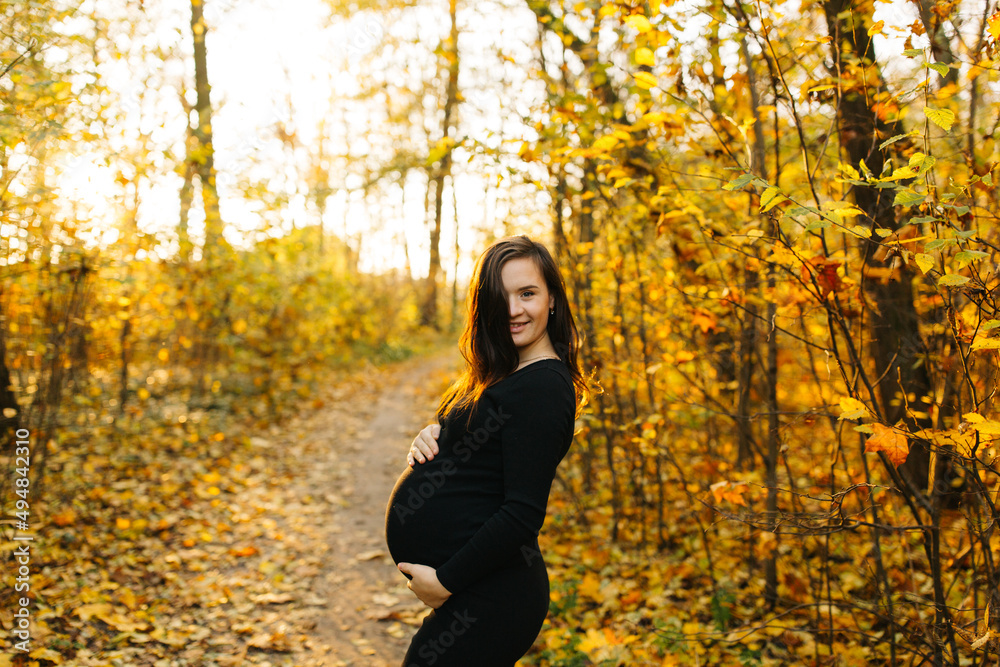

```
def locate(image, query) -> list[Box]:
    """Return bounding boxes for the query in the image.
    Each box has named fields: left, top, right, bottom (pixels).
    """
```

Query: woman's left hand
left=397, top=562, right=452, bottom=608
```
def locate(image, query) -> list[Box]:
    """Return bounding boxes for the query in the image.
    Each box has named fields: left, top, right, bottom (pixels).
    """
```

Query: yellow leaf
left=838, top=396, right=869, bottom=420
left=971, top=420, right=1000, bottom=435
left=839, top=161, right=860, bottom=180
left=914, top=253, right=934, bottom=274
left=578, top=572, right=603, bottom=601
left=867, top=19, right=885, bottom=36
left=158, top=348, right=169, bottom=363
left=593, top=135, right=620, bottom=152
left=625, top=15, right=653, bottom=33
left=635, top=47, right=655, bottom=66
left=76, top=603, right=114, bottom=621
left=759, top=186, right=786, bottom=212
left=924, top=107, right=955, bottom=131
left=103, top=612, right=150, bottom=632
left=116, top=517, right=130, bottom=530
left=865, top=423, right=910, bottom=466
left=29, top=648, right=63, bottom=663
left=232, top=319, right=247, bottom=334
left=578, top=627, right=610, bottom=654
left=987, top=12, right=1000, bottom=39
left=633, top=71, right=658, bottom=90
left=971, top=336, right=1000, bottom=350
left=138, top=387, right=150, bottom=400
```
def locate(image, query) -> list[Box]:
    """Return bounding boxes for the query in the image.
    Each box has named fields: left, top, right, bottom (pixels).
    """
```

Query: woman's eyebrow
left=512, top=284, right=540, bottom=291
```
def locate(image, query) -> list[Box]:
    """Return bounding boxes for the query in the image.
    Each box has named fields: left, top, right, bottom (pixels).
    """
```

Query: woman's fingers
left=408, top=424, right=440, bottom=465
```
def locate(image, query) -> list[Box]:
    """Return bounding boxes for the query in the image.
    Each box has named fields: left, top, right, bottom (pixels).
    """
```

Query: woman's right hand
left=407, top=423, right=440, bottom=466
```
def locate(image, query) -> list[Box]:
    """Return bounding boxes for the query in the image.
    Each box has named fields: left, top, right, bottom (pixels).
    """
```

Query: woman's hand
left=397, top=562, right=452, bottom=608
left=407, top=423, right=440, bottom=466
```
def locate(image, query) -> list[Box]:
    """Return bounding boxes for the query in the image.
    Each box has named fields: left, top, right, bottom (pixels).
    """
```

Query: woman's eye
left=522, top=291, right=533, bottom=297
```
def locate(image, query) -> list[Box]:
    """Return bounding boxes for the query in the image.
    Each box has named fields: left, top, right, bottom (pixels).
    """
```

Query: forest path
left=287, top=343, right=463, bottom=666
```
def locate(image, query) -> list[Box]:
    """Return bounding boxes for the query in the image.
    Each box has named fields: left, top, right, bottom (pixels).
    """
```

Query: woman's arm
left=433, top=368, right=575, bottom=594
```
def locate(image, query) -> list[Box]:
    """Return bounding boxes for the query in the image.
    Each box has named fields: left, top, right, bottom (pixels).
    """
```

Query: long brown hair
left=436, top=235, right=590, bottom=428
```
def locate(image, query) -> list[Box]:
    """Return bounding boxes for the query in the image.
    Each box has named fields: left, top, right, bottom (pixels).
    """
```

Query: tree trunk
left=190, top=0, right=226, bottom=263
left=420, top=0, right=459, bottom=329
left=822, top=0, right=933, bottom=492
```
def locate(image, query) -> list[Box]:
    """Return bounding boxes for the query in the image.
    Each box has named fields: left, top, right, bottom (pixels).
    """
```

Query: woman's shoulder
left=501, top=359, right=573, bottom=394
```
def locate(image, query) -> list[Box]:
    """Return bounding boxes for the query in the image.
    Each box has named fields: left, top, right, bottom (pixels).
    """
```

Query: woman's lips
left=511, top=322, right=527, bottom=332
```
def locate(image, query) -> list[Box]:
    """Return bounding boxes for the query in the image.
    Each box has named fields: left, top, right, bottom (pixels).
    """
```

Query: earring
left=550, top=309, right=555, bottom=315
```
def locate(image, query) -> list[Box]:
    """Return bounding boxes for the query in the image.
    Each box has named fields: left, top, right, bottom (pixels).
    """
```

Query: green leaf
left=925, top=238, right=956, bottom=250
left=924, top=107, right=956, bottom=131
left=982, top=319, right=1000, bottom=331
left=903, top=48, right=924, bottom=57
left=937, top=274, right=970, bottom=287
left=956, top=250, right=989, bottom=268
left=909, top=152, right=936, bottom=175
left=909, top=216, right=939, bottom=224
left=787, top=206, right=820, bottom=217
left=893, top=189, right=926, bottom=207
left=723, top=173, right=755, bottom=191
left=878, top=132, right=916, bottom=151
left=805, top=219, right=832, bottom=231
left=927, top=62, right=949, bottom=77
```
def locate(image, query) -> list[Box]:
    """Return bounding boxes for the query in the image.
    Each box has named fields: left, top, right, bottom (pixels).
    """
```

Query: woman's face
left=500, top=257, right=555, bottom=354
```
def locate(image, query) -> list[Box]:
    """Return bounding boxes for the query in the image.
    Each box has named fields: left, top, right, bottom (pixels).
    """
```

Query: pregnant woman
left=384, top=235, right=589, bottom=666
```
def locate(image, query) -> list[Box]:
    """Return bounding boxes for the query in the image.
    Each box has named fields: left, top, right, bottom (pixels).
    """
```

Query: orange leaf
left=865, top=423, right=910, bottom=466
left=229, top=545, right=258, bottom=557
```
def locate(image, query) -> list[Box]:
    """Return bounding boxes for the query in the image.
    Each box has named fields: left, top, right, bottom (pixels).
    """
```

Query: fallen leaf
left=251, top=592, right=294, bottom=604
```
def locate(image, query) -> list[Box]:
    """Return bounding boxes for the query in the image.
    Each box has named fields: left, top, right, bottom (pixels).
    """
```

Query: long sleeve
left=434, top=367, right=575, bottom=594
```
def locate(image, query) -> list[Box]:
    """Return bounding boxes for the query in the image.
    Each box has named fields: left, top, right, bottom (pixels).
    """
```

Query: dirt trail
left=288, top=344, right=464, bottom=666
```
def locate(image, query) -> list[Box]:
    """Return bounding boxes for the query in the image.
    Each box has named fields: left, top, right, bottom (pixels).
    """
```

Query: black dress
left=384, top=358, right=576, bottom=667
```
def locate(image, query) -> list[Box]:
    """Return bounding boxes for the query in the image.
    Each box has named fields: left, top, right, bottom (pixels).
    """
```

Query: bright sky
left=47, top=0, right=956, bottom=280
left=54, top=0, right=546, bottom=284
left=187, top=0, right=545, bottom=283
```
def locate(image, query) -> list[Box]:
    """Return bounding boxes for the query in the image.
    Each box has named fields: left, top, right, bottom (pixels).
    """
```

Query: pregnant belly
left=384, top=461, right=499, bottom=568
